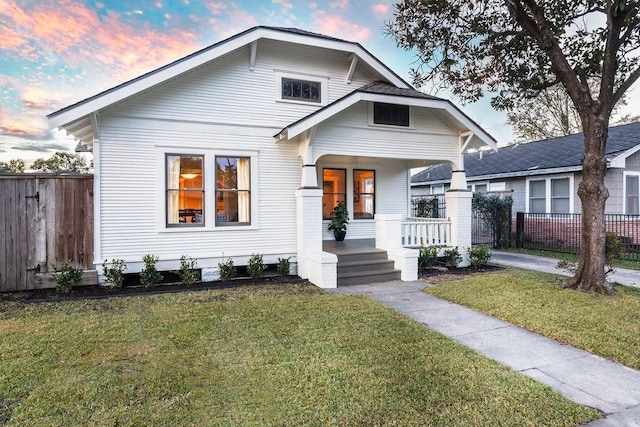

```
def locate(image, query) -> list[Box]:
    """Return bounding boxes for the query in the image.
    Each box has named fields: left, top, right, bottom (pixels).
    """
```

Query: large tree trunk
left=563, top=117, right=615, bottom=295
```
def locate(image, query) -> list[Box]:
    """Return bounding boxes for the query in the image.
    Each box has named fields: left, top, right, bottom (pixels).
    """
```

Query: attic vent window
left=373, top=103, right=409, bottom=126
left=282, top=78, right=321, bottom=103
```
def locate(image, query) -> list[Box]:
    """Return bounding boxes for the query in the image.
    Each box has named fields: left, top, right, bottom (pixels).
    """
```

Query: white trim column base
left=307, top=251, right=338, bottom=288
left=445, top=190, right=473, bottom=267
left=375, top=213, right=418, bottom=281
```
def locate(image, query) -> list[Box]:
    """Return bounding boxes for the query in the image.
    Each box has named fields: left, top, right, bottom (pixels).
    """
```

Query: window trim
left=525, top=175, right=574, bottom=214
left=156, top=147, right=258, bottom=232
left=322, top=168, right=347, bottom=220
left=353, top=169, right=375, bottom=220
left=274, top=70, right=328, bottom=106
left=215, top=156, right=252, bottom=227
left=165, top=154, right=205, bottom=228
left=623, top=171, right=640, bottom=215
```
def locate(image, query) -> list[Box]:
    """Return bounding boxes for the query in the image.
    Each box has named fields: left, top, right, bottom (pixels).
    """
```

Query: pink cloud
left=313, top=12, right=372, bottom=42
left=272, top=0, right=293, bottom=10
left=1, top=1, right=199, bottom=84
left=372, top=4, right=389, bottom=17
left=20, top=85, right=67, bottom=110
left=330, top=0, right=349, bottom=9
left=0, top=107, right=48, bottom=138
left=308, top=2, right=318, bottom=9
left=206, top=2, right=228, bottom=15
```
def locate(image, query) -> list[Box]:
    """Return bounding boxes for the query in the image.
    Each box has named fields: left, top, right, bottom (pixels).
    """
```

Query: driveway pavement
left=492, top=250, right=640, bottom=288
left=328, top=280, right=640, bottom=426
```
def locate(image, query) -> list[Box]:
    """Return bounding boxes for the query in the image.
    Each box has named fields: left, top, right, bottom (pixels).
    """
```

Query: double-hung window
left=353, top=170, right=375, bottom=219
left=626, top=173, right=639, bottom=215
left=528, top=176, right=572, bottom=214
left=216, top=156, right=251, bottom=225
left=166, top=154, right=204, bottom=226
left=322, top=169, right=346, bottom=220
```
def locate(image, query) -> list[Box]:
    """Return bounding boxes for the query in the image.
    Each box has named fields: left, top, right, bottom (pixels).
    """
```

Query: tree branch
left=613, top=66, right=640, bottom=105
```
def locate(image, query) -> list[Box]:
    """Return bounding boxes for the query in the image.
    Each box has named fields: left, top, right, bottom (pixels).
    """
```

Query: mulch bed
left=420, top=264, right=503, bottom=285
left=2, top=275, right=309, bottom=304
left=1, top=265, right=502, bottom=303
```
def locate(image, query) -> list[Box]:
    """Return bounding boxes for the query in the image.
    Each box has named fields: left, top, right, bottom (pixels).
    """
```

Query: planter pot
left=333, top=230, right=346, bottom=241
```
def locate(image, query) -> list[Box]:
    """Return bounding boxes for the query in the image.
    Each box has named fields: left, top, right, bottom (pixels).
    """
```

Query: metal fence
left=410, top=195, right=446, bottom=218
left=514, top=212, right=640, bottom=262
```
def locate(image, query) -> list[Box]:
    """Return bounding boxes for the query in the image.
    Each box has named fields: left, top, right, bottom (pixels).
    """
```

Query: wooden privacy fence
left=0, top=174, right=94, bottom=292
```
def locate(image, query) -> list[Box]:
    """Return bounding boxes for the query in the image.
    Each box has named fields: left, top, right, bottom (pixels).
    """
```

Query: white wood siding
left=311, top=103, right=459, bottom=162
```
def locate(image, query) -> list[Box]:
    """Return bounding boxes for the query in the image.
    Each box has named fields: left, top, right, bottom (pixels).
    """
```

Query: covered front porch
left=323, top=216, right=453, bottom=286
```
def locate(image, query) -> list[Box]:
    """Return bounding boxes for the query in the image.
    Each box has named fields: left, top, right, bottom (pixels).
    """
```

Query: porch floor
left=322, top=238, right=376, bottom=255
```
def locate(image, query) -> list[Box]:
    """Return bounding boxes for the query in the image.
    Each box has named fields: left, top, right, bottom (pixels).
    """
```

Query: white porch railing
left=401, top=217, right=452, bottom=248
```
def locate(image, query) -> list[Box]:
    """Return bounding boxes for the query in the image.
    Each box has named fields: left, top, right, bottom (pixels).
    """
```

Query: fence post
left=516, top=212, right=525, bottom=248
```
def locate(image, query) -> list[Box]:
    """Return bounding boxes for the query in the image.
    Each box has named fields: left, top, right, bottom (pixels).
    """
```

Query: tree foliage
left=388, top=0, right=640, bottom=294
left=32, top=152, right=91, bottom=173
left=507, top=82, right=628, bottom=143
left=0, top=159, right=25, bottom=173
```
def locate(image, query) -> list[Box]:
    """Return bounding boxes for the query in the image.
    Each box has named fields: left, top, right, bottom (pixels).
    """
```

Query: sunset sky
left=2, top=0, right=638, bottom=165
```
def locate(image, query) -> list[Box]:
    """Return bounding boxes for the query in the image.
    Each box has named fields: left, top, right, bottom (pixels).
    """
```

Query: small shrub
left=418, top=246, right=439, bottom=271
left=52, top=259, right=83, bottom=294
left=218, top=257, right=236, bottom=282
left=247, top=253, right=267, bottom=280
left=558, top=233, right=625, bottom=277
left=467, top=245, right=492, bottom=269
left=176, top=255, right=199, bottom=286
left=102, top=258, right=126, bottom=288
left=605, top=232, right=623, bottom=273
left=140, top=254, right=162, bottom=287
left=277, top=257, right=291, bottom=277
left=443, top=246, right=462, bottom=269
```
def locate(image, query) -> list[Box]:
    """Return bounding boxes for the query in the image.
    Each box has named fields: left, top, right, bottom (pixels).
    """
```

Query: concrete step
left=337, top=259, right=396, bottom=275
left=336, top=249, right=389, bottom=264
left=337, top=269, right=401, bottom=286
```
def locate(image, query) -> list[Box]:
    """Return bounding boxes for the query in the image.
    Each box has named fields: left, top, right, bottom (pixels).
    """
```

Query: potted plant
left=328, top=201, right=349, bottom=241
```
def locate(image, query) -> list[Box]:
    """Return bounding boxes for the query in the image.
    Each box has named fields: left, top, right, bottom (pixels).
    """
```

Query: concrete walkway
left=328, top=280, right=640, bottom=426
left=492, top=250, right=640, bottom=288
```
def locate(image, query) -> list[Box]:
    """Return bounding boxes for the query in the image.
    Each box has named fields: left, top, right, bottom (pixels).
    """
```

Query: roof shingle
left=411, top=121, right=640, bottom=183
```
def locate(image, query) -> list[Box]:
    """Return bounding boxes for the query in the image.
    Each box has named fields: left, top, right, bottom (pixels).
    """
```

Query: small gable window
left=282, top=78, right=321, bottom=103
left=373, top=102, right=410, bottom=127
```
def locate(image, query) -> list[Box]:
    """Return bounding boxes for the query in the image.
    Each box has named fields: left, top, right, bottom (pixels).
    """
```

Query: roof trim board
left=276, top=91, right=497, bottom=151
left=48, top=26, right=409, bottom=129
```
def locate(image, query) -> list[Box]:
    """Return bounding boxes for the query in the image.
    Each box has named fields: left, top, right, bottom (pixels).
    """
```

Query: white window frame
left=156, top=146, right=258, bottom=232
left=525, top=175, right=574, bottom=214
left=469, top=182, right=488, bottom=193
left=431, top=184, right=445, bottom=195
left=488, top=182, right=506, bottom=192
left=274, top=70, right=328, bottom=106
left=623, top=171, right=640, bottom=215
left=367, top=102, right=414, bottom=129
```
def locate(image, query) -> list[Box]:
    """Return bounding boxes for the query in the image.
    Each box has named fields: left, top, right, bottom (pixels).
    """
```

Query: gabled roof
left=412, top=121, right=640, bottom=184
left=276, top=81, right=498, bottom=151
left=47, top=26, right=410, bottom=137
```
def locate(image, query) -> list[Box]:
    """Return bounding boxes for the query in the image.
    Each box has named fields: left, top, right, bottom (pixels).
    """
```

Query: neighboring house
left=412, top=122, right=640, bottom=216
left=47, top=26, right=496, bottom=288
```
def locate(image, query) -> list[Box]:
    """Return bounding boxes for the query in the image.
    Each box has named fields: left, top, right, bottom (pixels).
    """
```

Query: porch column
left=445, top=169, right=472, bottom=267
left=296, top=164, right=337, bottom=288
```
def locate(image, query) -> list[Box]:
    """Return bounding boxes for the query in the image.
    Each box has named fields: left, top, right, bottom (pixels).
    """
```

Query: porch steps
left=336, top=249, right=401, bottom=286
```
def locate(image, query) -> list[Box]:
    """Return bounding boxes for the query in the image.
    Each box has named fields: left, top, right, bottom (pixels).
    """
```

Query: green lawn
left=425, top=268, right=640, bottom=370
left=0, top=284, right=598, bottom=426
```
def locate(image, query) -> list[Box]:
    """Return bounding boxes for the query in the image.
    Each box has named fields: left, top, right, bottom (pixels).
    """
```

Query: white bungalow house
left=47, top=26, right=496, bottom=288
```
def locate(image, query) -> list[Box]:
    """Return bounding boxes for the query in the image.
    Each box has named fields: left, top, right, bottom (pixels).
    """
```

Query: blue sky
left=4, top=0, right=623, bottom=164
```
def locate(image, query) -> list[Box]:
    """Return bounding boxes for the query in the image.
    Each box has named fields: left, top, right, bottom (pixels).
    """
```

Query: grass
left=425, top=268, right=640, bottom=371
left=0, top=283, right=598, bottom=426
left=504, top=247, right=640, bottom=270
